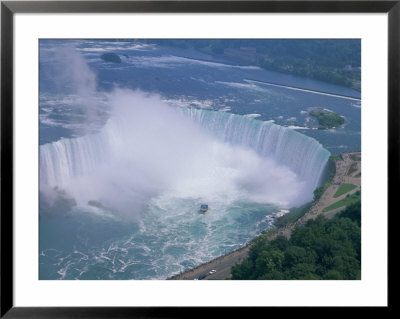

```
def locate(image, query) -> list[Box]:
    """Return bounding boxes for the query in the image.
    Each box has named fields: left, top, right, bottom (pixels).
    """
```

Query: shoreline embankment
left=168, top=151, right=361, bottom=280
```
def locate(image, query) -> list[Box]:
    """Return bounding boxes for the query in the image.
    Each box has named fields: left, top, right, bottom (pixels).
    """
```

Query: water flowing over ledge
left=180, top=108, right=331, bottom=194
left=40, top=105, right=330, bottom=207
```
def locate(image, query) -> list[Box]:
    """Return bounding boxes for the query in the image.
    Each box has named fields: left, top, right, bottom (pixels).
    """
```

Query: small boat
left=199, top=204, right=209, bottom=214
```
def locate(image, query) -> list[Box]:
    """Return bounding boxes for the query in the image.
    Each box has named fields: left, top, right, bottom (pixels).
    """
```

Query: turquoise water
left=39, top=40, right=359, bottom=279
left=40, top=199, right=278, bottom=280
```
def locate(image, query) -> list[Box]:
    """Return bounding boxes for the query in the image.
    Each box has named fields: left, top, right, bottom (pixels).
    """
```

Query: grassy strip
left=263, top=228, right=278, bottom=237
left=275, top=155, right=338, bottom=228
left=249, top=228, right=278, bottom=246
left=312, top=155, right=338, bottom=202
left=333, top=183, right=357, bottom=198
left=274, top=202, right=313, bottom=228
left=323, top=191, right=361, bottom=212
left=258, top=228, right=278, bottom=240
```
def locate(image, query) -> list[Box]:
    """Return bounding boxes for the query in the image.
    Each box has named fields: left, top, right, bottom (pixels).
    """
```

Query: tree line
left=149, top=39, right=361, bottom=90
left=230, top=200, right=361, bottom=280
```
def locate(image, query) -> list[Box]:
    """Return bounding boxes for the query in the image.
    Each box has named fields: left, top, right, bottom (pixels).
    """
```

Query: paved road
left=169, top=152, right=361, bottom=280
left=170, top=244, right=250, bottom=280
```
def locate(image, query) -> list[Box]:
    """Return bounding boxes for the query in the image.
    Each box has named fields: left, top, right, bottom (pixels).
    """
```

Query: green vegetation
left=150, top=39, right=361, bottom=90
left=336, top=200, right=361, bottom=227
left=313, top=155, right=338, bottom=202
left=323, top=190, right=361, bottom=212
left=262, top=228, right=278, bottom=237
left=275, top=155, right=337, bottom=228
left=274, top=202, right=312, bottom=228
left=250, top=228, right=278, bottom=246
left=333, top=183, right=357, bottom=198
left=231, top=200, right=361, bottom=280
left=309, top=110, right=345, bottom=129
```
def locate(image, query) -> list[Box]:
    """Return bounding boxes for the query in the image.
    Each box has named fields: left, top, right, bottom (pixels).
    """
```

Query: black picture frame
left=1, top=1, right=395, bottom=317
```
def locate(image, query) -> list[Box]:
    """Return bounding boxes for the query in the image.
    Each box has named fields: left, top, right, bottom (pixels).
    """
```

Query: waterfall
left=40, top=106, right=330, bottom=206
left=180, top=108, right=330, bottom=191
left=40, top=133, right=109, bottom=189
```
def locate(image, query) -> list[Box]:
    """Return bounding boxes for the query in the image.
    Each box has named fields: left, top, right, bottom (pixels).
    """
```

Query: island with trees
left=308, top=107, right=345, bottom=129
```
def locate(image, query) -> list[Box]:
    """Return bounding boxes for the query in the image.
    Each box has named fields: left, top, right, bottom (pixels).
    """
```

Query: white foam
left=41, top=89, right=322, bottom=219
left=286, top=125, right=310, bottom=130
left=244, top=113, right=261, bottom=118
left=162, top=97, right=215, bottom=109
left=123, top=55, right=261, bottom=70
left=219, top=106, right=231, bottom=112
left=77, top=43, right=156, bottom=52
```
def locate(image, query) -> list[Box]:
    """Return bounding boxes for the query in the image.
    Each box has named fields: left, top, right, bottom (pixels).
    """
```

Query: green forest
left=150, top=39, right=361, bottom=91
left=230, top=200, right=361, bottom=280
left=309, top=110, right=345, bottom=129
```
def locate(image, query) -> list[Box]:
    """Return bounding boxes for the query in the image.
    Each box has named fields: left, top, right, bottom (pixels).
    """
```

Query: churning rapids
left=39, top=89, right=330, bottom=279
left=40, top=89, right=329, bottom=213
left=38, top=41, right=335, bottom=279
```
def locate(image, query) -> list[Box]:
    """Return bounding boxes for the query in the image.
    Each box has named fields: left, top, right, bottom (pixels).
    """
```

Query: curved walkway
left=169, top=152, right=361, bottom=280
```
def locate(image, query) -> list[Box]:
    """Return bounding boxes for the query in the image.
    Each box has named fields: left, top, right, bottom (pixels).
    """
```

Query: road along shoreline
left=168, top=151, right=361, bottom=280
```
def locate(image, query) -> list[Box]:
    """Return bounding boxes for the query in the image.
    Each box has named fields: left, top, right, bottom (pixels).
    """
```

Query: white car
left=209, top=269, right=217, bottom=275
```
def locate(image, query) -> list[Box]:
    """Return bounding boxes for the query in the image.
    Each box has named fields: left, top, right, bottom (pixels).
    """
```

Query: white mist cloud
left=42, top=44, right=107, bottom=132
left=41, top=88, right=308, bottom=217
left=50, top=44, right=97, bottom=96
left=40, top=47, right=311, bottom=219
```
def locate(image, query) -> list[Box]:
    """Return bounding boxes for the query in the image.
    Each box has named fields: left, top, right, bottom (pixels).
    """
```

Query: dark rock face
left=101, top=53, right=122, bottom=63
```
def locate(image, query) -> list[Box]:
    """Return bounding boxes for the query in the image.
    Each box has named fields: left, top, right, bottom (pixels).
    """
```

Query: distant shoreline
left=245, top=79, right=361, bottom=101
left=173, top=54, right=361, bottom=100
